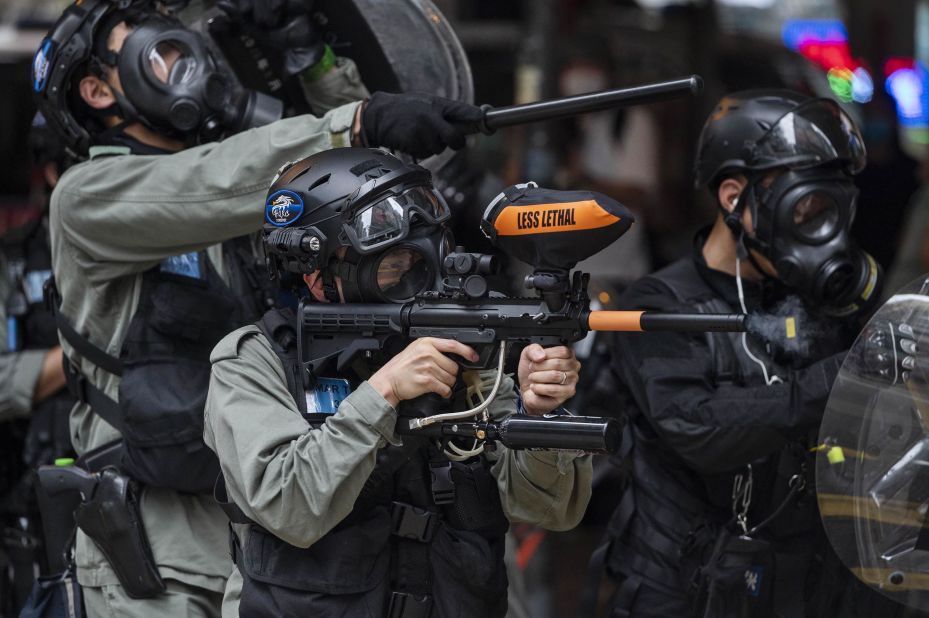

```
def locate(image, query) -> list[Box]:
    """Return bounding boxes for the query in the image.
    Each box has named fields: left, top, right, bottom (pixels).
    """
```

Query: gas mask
left=741, top=167, right=881, bottom=317
left=103, top=14, right=282, bottom=142
left=333, top=224, right=453, bottom=303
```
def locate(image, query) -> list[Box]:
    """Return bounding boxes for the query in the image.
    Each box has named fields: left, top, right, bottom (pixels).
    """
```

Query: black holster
left=73, top=469, right=165, bottom=599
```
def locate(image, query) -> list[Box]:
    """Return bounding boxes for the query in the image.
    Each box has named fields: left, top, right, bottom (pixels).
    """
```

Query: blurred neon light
left=884, top=59, right=929, bottom=129
left=851, top=68, right=874, bottom=104
left=782, top=18, right=872, bottom=105
left=885, top=57, right=917, bottom=79
left=782, top=19, right=848, bottom=51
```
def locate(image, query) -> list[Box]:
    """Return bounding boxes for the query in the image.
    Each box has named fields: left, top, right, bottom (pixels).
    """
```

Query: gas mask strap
left=332, top=251, right=363, bottom=302
left=320, top=265, right=341, bottom=304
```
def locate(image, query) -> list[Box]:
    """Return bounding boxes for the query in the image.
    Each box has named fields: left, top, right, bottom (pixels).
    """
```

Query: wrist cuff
left=303, top=45, right=337, bottom=82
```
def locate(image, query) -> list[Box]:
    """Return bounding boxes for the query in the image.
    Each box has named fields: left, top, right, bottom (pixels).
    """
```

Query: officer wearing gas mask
left=202, top=147, right=591, bottom=617
left=582, top=91, right=894, bottom=618
left=33, top=0, right=484, bottom=613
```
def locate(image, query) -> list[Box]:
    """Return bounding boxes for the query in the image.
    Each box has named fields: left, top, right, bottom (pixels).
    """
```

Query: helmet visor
left=345, top=186, right=450, bottom=254
left=753, top=99, right=867, bottom=174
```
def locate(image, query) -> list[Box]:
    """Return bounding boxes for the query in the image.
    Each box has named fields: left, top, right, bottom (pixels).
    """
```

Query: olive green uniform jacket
left=49, top=59, right=366, bottom=593
left=204, top=326, right=594, bottom=614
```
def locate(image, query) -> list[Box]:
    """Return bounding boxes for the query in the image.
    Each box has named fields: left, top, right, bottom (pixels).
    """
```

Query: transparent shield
left=817, top=274, right=929, bottom=610
left=754, top=99, right=867, bottom=174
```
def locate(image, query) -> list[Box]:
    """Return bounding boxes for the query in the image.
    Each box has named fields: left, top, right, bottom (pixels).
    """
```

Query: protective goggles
left=343, top=185, right=450, bottom=254
left=750, top=99, right=867, bottom=175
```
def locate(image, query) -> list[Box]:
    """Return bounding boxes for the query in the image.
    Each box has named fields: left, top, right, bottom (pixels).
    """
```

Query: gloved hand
left=216, top=0, right=325, bottom=77
left=361, top=92, right=484, bottom=159
left=861, top=320, right=920, bottom=384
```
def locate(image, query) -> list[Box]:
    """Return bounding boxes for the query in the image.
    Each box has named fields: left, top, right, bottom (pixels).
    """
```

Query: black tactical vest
left=587, top=258, right=824, bottom=618
left=228, top=309, right=510, bottom=618
left=53, top=237, right=272, bottom=494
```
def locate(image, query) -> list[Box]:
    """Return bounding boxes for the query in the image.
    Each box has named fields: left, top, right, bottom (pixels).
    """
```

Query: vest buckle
left=391, top=502, right=438, bottom=543
left=387, top=591, right=433, bottom=618
left=429, top=461, right=455, bottom=505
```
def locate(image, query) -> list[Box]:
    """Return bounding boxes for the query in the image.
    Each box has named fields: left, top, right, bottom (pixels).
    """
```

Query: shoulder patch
left=210, top=325, right=264, bottom=363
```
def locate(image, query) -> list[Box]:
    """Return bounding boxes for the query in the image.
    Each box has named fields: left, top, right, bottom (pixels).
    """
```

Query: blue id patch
left=265, top=190, right=304, bottom=227
left=305, top=377, right=352, bottom=415
left=22, top=270, right=51, bottom=304
left=160, top=252, right=202, bottom=279
left=744, top=566, right=764, bottom=597
left=33, top=39, right=54, bottom=93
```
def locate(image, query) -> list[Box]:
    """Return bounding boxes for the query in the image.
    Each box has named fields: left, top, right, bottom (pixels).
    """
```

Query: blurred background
left=4, top=0, right=929, bottom=614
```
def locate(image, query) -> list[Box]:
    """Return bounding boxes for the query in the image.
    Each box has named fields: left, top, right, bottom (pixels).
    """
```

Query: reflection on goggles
left=350, top=186, right=449, bottom=250
left=792, top=191, right=840, bottom=240
left=149, top=40, right=195, bottom=85
left=376, top=247, right=429, bottom=301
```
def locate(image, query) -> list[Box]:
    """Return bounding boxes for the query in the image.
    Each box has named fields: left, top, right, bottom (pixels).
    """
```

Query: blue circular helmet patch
left=265, top=190, right=305, bottom=227
left=33, top=39, right=54, bottom=93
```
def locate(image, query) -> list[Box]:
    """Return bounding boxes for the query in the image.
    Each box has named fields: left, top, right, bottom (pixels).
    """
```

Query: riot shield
left=186, top=0, right=472, bottom=115
left=817, top=275, right=929, bottom=610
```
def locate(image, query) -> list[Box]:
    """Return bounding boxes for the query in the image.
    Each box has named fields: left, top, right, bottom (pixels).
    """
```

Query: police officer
left=202, top=147, right=592, bottom=617
left=34, top=0, right=485, bottom=613
left=583, top=91, right=904, bottom=617
left=0, top=114, right=74, bottom=616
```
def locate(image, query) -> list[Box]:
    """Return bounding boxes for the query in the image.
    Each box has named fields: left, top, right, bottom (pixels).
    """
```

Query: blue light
left=781, top=19, right=849, bottom=51
left=885, top=63, right=929, bottom=127
left=851, top=67, right=874, bottom=104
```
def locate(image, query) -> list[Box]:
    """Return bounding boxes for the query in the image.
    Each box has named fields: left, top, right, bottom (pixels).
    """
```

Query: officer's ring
left=559, top=371, right=568, bottom=385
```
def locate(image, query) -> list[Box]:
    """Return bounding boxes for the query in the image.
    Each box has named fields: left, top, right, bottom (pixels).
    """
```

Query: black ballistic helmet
left=694, top=90, right=866, bottom=190
left=263, top=148, right=453, bottom=303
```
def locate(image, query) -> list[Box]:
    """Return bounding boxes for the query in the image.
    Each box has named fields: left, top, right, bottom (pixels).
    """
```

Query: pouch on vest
left=237, top=510, right=392, bottom=617
left=442, top=459, right=509, bottom=539
left=682, top=523, right=774, bottom=618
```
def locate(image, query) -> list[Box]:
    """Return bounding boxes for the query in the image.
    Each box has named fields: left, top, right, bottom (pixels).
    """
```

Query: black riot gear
left=695, top=91, right=880, bottom=317
left=32, top=0, right=281, bottom=156
left=263, top=148, right=452, bottom=303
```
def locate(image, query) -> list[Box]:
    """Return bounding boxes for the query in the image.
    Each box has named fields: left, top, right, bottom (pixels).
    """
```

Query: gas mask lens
left=348, top=186, right=450, bottom=252
left=375, top=247, right=431, bottom=301
left=792, top=191, right=840, bottom=241
left=148, top=40, right=196, bottom=85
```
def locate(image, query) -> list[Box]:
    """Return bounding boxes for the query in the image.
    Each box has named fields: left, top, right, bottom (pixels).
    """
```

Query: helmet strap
left=320, top=265, right=341, bottom=303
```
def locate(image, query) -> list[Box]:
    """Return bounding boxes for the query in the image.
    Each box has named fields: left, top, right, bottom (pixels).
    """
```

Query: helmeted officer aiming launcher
left=203, top=145, right=745, bottom=617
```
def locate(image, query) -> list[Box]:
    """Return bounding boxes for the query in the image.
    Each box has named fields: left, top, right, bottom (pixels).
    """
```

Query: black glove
left=361, top=92, right=484, bottom=159
left=216, top=0, right=325, bottom=77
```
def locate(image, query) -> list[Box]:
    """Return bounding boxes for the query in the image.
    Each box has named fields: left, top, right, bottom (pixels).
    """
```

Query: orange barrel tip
left=587, top=311, right=746, bottom=332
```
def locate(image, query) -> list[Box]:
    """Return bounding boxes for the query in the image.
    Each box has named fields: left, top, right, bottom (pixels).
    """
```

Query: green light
left=54, top=458, right=75, bottom=466
left=827, top=66, right=854, bottom=103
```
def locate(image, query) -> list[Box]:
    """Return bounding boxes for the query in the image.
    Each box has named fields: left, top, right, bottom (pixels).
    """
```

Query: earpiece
left=723, top=196, right=743, bottom=234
